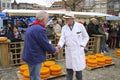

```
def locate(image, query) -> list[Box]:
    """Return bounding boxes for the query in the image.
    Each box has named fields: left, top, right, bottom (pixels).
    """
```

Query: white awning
left=2, top=9, right=113, bottom=17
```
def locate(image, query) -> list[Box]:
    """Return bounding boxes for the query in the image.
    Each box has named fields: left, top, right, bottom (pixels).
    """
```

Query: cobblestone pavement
left=0, top=49, right=120, bottom=80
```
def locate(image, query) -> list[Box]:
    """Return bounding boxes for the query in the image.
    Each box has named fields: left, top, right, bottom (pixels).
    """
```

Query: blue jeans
left=28, top=63, right=42, bottom=80
left=66, top=69, right=82, bottom=80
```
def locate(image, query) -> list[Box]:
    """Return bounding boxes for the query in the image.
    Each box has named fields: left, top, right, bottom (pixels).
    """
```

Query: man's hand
left=55, top=45, right=61, bottom=53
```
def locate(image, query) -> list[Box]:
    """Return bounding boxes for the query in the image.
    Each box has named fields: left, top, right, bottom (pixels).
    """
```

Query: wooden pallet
left=86, top=62, right=115, bottom=70
left=16, top=71, right=66, bottom=80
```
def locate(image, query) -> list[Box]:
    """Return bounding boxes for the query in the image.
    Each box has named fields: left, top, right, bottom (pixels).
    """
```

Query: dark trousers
left=109, top=37, right=116, bottom=49
left=116, top=37, right=120, bottom=48
left=66, top=69, right=82, bottom=80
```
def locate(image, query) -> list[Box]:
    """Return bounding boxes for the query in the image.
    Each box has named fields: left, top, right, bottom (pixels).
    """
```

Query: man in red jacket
left=22, top=11, right=57, bottom=80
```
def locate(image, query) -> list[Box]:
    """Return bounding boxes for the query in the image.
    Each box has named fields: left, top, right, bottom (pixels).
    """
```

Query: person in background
left=13, top=26, right=22, bottom=41
left=87, top=18, right=99, bottom=37
left=57, top=18, right=65, bottom=27
left=98, top=23, right=109, bottom=53
left=5, top=22, right=22, bottom=64
left=52, top=18, right=62, bottom=34
left=109, top=23, right=117, bottom=49
left=5, top=21, right=15, bottom=42
left=22, top=11, right=57, bottom=80
left=56, top=12, right=89, bottom=80
left=46, top=22, right=56, bottom=40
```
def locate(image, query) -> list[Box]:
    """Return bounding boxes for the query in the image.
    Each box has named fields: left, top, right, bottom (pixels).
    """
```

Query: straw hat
left=63, top=12, right=75, bottom=19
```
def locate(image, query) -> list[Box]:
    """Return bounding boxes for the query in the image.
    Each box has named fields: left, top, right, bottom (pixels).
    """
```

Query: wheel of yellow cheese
left=23, top=70, right=30, bottom=78
left=116, top=53, right=120, bottom=56
left=0, top=37, right=8, bottom=42
left=87, top=59, right=97, bottom=64
left=104, top=56, right=112, bottom=61
left=50, top=64, right=62, bottom=72
left=40, top=73, right=50, bottom=79
left=87, top=55, right=96, bottom=59
left=19, top=64, right=28, bottom=74
left=40, top=67, right=50, bottom=75
left=87, top=63, right=98, bottom=67
left=51, top=70, right=62, bottom=76
left=44, top=61, right=55, bottom=67
left=105, top=61, right=112, bottom=64
left=95, top=54, right=104, bottom=58
left=116, top=50, right=120, bottom=54
left=96, top=58, right=105, bottom=63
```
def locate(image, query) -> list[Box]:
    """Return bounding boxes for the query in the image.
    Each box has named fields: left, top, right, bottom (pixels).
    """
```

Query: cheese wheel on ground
left=40, top=73, right=50, bottom=79
left=44, top=61, right=55, bottom=67
left=40, top=67, right=50, bottom=75
left=50, top=64, right=62, bottom=72
left=95, top=54, right=104, bottom=58
left=87, top=63, right=98, bottom=67
left=23, top=70, right=30, bottom=78
left=51, top=70, right=62, bottom=76
left=19, top=64, right=28, bottom=74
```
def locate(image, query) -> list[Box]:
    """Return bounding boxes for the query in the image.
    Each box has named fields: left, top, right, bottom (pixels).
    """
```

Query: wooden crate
left=46, top=53, right=56, bottom=61
left=86, top=62, right=115, bottom=70
left=9, top=42, right=25, bottom=66
left=86, top=37, right=96, bottom=53
left=0, top=40, right=10, bottom=68
left=16, top=71, right=66, bottom=80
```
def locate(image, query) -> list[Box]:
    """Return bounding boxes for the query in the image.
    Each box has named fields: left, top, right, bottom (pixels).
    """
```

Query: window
left=7, top=3, right=10, bottom=8
left=2, top=3, right=5, bottom=7
left=52, top=5, right=62, bottom=8
left=114, top=2, right=119, bottom=11
left=108, top=2, right=114, bottom=10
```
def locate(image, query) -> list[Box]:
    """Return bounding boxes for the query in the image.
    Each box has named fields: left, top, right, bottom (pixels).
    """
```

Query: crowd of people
left=1, top=13, right=120, bottom=53
left=86, top=18, right=120, bottom=53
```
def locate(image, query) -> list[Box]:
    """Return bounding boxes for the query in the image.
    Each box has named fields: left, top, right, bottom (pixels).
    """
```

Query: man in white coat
left=56, top=12, right=89, bottom=80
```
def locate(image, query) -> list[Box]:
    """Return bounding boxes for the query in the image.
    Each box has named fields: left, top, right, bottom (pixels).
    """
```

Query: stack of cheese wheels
left=23, top=70, right=30, bottom=80
left=104, top=56, right=112, bottom=64
left=86, top=55, right=97, bottom=67
left=0, top=37, right=8, bottom=42
left=50, top=64, right=62, bottom=76
left=40, top=67, right=50, bottom=79
left=19, top=64, right=28, bottom=75
left=86, top=54, right=113, bottom=67
left=96, top=58, right=105, bottom=66
left=96, top=54, right=105, bottom=66
left=116, top=50, right=120, bottom=57
left=44, top=61, right=56, bottom=68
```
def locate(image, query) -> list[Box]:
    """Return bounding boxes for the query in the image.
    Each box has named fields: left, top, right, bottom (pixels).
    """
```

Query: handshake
left=55, top=45, right=61, bottom=52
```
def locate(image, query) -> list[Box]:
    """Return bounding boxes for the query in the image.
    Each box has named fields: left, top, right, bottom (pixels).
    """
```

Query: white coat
left=58, top=22, right=89, bottom=71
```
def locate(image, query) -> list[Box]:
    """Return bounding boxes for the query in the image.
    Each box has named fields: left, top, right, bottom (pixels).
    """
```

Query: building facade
left=94, top=0, right=107, bottom=13
left=0, top=0, right=11, bottom=12
left=11, top=0, right=47, bottom=10
left=48, top=1, right=66, bottom=10
left=107, top=0, right=120, bottom=16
